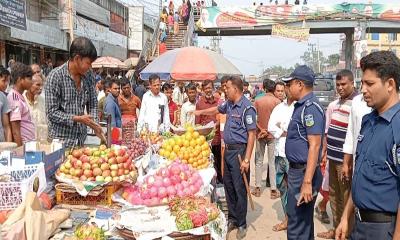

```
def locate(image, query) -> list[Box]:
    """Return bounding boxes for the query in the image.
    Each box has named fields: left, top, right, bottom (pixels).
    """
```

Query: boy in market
left=7, top=62, right=35, bottom=146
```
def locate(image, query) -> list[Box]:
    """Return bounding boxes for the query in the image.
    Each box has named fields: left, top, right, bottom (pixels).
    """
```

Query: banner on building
left=128, top=6, right=144, bottom=51
left=0, top=0, right=27, bottom=30
left=272, top=24, right=310, bottom=41
left=354, top=40, right=368, bottom=68
left=198, top=3, right=400, bottom=29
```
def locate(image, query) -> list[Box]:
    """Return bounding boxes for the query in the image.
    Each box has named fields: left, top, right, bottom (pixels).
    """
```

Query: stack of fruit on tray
left=121, top=161, right=204, bottom=206
left=56, top=145, right=138, bottom=183
left=125, top=137, right=149, bottom=160
left=140, top=128, right=164, bottom=145
left=158, top=126, right=211, bottom=170
left=169, top=196, right=220, bottom=231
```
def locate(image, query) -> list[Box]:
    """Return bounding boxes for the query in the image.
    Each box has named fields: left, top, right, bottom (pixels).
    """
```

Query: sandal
left=251, top=187, right=261, bottom=197
left=270, top=190, right=280, bottom=199
left=317, top=229, right=335, bottom=239
left=315, top=206, right=330, bottom=224
left=272, top=221, right=287, bottom=232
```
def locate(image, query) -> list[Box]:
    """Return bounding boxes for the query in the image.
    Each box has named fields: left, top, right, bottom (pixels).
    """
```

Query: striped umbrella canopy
left=140, top=47, right=242, bottom=81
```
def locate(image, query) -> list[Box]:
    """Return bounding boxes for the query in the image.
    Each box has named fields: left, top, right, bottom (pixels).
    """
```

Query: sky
left=197, top=0, right=395, bottom=76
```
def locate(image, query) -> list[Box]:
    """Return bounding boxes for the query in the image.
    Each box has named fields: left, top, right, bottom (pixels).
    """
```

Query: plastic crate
left=0, top=163, right=46, bottom=210
left=55, top=183, right=119, bottom=206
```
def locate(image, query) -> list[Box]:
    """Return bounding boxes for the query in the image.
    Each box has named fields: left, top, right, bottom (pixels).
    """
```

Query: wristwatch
left=244, top=158, right=249, bottom=164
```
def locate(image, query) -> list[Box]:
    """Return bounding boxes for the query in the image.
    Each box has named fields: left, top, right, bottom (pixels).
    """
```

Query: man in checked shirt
left=45, top=37, right=105, bottom=148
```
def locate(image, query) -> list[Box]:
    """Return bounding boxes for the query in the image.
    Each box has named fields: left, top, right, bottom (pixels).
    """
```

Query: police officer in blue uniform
left=336, top=51, right=400, bottom=240
left=194, top=75, right=256, bottom=239
left=282, top=65, right=325, bottom=240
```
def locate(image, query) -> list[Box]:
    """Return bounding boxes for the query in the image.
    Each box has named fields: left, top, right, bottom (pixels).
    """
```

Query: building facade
left=366, top=33, right=400, bottom=56
left=0, top=0, right=128, bottom=69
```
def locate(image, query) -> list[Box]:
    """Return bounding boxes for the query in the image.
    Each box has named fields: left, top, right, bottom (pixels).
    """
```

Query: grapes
left=126, top=138, right=149, bottom=160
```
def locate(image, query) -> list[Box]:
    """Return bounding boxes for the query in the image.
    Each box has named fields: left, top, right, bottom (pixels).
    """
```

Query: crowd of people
left=1, top=36, right=400, bottom=240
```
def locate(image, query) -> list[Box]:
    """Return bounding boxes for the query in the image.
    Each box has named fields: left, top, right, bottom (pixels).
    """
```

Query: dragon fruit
left=189, top=208, right=208, bottom=227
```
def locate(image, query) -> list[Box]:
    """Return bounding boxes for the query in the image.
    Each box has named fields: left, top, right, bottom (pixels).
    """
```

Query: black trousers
left=212, top=144, right=222, bottom=184
left=223, top=145, right=248, bottom=228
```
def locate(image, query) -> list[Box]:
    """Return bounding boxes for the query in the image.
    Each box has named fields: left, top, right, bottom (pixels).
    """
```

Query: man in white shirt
left=268, top=87, right=295, bottom=232
left=137, top=74, right=170, bottom=133
left=173, top=81, right=186, bottom=106
left=180, top=83, right=197, bottom=126
left=341, top=94, right=371, bottom=180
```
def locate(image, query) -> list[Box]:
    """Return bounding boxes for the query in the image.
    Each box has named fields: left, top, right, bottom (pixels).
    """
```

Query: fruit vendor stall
left=0, top=124, right=227, bottom=240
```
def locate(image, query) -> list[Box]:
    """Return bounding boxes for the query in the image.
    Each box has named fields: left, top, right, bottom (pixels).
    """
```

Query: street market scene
left=1, top=0, right=400, bottom=240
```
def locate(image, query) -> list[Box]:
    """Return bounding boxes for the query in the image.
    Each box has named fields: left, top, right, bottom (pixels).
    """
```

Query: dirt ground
left=226, top=153, right=333, bottom=240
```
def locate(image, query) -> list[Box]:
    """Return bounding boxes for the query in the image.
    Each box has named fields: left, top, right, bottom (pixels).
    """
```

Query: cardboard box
left=23, top=141, right=65, bottom=181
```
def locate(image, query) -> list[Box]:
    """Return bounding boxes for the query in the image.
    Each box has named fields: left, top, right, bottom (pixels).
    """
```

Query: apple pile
left=122, top=161, right=204, bottom=206
left=56, top=145, right=137, bottom=183
left=125, top=137, right=149, bottom=160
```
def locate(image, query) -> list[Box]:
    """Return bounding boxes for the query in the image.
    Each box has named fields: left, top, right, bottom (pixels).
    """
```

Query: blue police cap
left=282, top=65, right=315, bottom=84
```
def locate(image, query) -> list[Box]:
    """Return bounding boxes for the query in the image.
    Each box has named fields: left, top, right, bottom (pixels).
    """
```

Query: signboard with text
left=0, top=0, right=27, bottom=30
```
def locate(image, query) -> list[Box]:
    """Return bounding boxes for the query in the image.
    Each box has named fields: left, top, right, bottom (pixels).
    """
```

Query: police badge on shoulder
left=305, top=114, right=314, bottom=127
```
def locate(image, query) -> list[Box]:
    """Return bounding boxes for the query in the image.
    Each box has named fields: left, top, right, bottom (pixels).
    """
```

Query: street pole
left=317, top=40, right=321, bottom=73
left=68, top=0, right=74, bottom=41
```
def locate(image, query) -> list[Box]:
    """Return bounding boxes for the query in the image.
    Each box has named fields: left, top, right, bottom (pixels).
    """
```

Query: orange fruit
left=190, top=140, right=196, bottom=148
left=186, top=126, right=195, bottom=133
left=199, top=135, right=206, bottom=144
left=173, top=145, right=180, bottom=153
left=183, top=152, right=189, bottom=160
left=164, top=151, right=171, bottom=158
left=192, top=162, right=198, bottom=168
left=183, top=140, right=190, bottom=147
left=193, top=131, right=200, bottom=138
left=188, top=158, right=194, bottom=164
left=201, top=143, right=209, bottom=151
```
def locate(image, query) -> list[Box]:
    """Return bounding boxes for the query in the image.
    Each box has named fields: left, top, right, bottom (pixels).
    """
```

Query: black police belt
left=226, top=144, right=246, bottom=150
left=355, top=208, right=396, bottom=223
left=289, top=162, right=307, bottom=169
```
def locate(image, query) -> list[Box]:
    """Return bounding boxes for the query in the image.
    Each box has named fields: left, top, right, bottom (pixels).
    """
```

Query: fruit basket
left=55, top=182, right=119, bottom=206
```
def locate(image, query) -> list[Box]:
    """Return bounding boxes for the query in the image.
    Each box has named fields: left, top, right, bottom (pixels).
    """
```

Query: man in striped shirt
left=318, top=70, right=358, bottom=239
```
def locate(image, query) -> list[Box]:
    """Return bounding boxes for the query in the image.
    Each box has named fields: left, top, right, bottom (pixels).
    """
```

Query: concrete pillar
left=345, top=30, right=354, bottom=71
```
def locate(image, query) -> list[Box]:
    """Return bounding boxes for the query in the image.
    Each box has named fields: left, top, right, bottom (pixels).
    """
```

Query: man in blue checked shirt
left=45, top=37, right=105, bottom=147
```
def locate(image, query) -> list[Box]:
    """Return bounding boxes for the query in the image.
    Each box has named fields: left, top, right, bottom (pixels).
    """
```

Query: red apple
left=111, top=170, right=118, bottom=177
left=72, top=149, right=83, bottom=159
left=80, top=175, right=87, bottom=181
left=112, top=176, right=119, bottom=182
left=98, top=157, right=107, bottom=164
left=80, top=155, right=89, bottom=163
left=118, top=169, right=124, bottom=176
left=122, top=155, right=129, bottom=162
left=108, top=157, right=116, bottom=165
left=102, top=169, right=111, bottom=177
left=123, top=162, right=130, bottom=169
left=118, top=163, right=123, bottom=169
left=69, top=168, right=75, bottom=176
left=124, top=169, right=130, bottom=175
left=107, top=151, right=115, bottom=158
left=93, top=168, right=102, bottom=177
left=75, top=169, right=83, bottom=177
left=110, top=164, right=118, bottom=171
left=105, top=176, right=112, bottom=182
left=83, top=162, right=91, bottom=170
left=88, top=177, right=95, bottom=181
left=116, top=156, right=124, bottom=164
left=84, top=169, right=93, bottom=177
left=117, top=149, right=126, bottom=156
left=91, top=163, right=99, bottom=169
left=100, top=163, right=110, bottom=171
left=83, top=147, right=92, bottom=156
left=119, top=175, right=126, bottom=181
left=73, top=160, right=82, bottom=169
